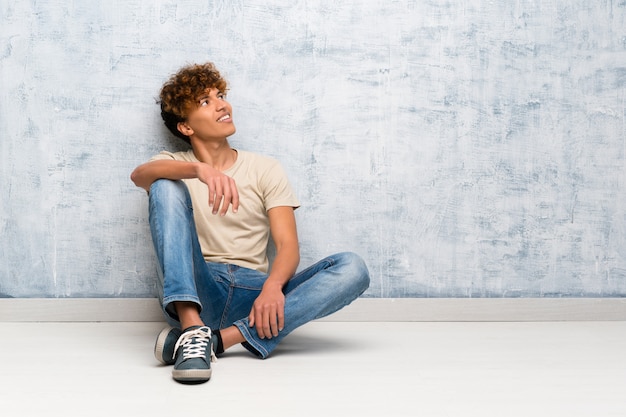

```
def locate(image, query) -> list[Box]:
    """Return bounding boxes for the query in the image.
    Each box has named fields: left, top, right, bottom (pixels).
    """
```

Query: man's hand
left=247, top=206, right=299, bottom=339
left=196, top=163, right=239, bottom=215
left=248, top=283, right=285, bottom=339
left=131, top=160, right=240, bottom=216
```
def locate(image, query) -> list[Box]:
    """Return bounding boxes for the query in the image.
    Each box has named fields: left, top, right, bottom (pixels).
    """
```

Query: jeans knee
left=337, top=251, right=370, bottom=294
left=149, top=179, right=191, bottom=209
left=150, top=178, right=187, bottom=197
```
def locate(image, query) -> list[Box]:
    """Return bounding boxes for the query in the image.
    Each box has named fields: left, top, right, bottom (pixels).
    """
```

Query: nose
left=216, top=98, right=227, bottom=112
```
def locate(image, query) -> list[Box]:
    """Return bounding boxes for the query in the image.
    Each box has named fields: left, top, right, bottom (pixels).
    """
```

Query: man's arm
left=248, top=206, right=300, bottom=339
left=130, top=159, right=239, bottom=215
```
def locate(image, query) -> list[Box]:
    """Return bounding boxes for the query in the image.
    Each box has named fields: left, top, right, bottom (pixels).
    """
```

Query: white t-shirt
left=150, top=149, right=300, bottom=273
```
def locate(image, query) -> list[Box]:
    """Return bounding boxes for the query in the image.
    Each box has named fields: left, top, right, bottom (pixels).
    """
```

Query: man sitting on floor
left=131, top=62, right=370, bottom=384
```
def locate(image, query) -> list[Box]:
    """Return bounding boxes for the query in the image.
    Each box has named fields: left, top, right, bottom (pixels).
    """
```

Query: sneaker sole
left=154, top=327, right=175, bottom=365
left=172, top=368, right=212, bottom=383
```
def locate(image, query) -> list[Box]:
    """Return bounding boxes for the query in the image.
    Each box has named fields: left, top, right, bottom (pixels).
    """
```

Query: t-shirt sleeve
left=149, top=151, right=178, bottom=162
left=261, top=161, right=300, bottom=211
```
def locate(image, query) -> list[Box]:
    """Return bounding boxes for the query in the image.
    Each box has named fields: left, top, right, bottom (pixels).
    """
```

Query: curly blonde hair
left=159, top=62, right=229, bottom=143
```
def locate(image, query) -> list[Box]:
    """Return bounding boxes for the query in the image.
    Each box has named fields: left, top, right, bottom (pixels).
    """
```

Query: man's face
left=179, top=88, right=236, bottom=140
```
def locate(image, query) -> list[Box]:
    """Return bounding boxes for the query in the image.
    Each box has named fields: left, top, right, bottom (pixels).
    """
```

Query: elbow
left=130, top=168, right=142, bottom=187
left=130, top=166, right=150, bottom=191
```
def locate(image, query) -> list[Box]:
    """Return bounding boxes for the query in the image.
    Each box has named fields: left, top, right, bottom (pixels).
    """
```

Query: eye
left=217, top=92, right=226, bottom=99
left=199, top=98, right=210, bottom=106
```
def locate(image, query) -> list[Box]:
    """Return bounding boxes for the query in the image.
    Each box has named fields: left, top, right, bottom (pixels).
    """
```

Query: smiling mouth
left=217, top=114, right=231, bottom=122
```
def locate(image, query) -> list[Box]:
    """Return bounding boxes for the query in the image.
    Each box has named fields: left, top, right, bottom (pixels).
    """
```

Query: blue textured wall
left=1, top=1, right=625, bottom=298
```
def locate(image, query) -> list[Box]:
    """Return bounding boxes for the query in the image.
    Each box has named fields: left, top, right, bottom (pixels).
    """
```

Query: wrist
left=262, top=279, right=284, bottom=291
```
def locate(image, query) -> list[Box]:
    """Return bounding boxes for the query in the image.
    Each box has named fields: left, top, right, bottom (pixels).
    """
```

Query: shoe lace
left=174, top=327, right=217, bottom=363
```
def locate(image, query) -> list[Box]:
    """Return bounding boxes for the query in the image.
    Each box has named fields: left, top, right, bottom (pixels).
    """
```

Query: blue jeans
left=148, top=179, right=370, bottom=358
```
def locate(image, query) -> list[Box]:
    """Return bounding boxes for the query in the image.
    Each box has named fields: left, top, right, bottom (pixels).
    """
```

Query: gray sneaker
left=172, top=326, right=217, bottom=384
left=154, top=326, right=182, bottom=365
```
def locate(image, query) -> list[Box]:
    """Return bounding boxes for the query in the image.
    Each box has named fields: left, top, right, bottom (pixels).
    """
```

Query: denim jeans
left=148, top=179, right=370, bottom=358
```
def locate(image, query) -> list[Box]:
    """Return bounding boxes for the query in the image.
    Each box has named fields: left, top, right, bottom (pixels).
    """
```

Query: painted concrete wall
left=1, top=1, right=625, bottom=298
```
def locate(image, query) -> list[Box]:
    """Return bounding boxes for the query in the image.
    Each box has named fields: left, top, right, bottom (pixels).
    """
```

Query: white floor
left=1, top=321, right=625, bottom=417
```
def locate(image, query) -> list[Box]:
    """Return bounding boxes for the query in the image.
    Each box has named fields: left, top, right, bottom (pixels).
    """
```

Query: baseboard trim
left=1, top=297, right=625, bottom=322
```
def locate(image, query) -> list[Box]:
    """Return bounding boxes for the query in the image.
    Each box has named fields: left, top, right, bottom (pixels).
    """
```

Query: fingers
left=253, top=306, right=274, bottom=339
left=207, top=176, right=239, bottom=215
left=249, top=303, right=283, bottom=339
left=211, top=179, right=223, bottom=214
left=261, top=307, right=272, bottom=338
left=230, top=178, right=240, bottom=213
left=268, top=305, right=282, bottom=338
left=218, top=177, right=239, bottom=216
left=207, top=178, right=217, bottom=208
left=277, top=307, right=285, bottom=333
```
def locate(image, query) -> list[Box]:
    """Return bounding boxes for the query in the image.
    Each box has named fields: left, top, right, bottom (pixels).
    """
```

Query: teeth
left=218, top=115, right=230, bottom=122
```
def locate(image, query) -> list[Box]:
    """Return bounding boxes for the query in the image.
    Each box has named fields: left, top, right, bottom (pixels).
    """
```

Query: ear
left=177, top=122, right=193, bottom=137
